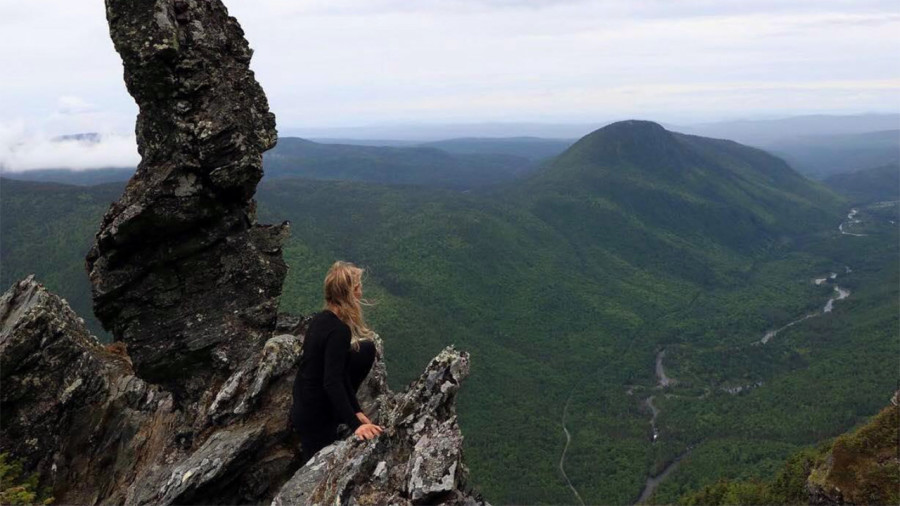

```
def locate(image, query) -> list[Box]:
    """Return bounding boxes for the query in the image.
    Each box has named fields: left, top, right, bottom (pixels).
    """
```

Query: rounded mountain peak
left=550, top=119, right=691, bottom=174
left=598, top=119, right=669, bottom=135
left=576, top=120, right=673, bottom=148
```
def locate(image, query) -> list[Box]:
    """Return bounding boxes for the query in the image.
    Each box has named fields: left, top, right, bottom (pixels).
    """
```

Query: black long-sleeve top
left=290, top=310, right=362, bottom=433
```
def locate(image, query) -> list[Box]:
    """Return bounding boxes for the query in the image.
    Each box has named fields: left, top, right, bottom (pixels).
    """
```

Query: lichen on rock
left=86, top=0, right=288, bottom=405
left=272, top=347, right=483, bottom=506
left=0, top=276, right=177, bottom=505
left=1, top=275, right=484, bottom=505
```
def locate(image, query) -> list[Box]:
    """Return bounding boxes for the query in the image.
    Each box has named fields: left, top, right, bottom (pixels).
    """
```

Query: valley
left=1, top=122, right=897, bottom=504
left=625, top=208, right=870, bottom=504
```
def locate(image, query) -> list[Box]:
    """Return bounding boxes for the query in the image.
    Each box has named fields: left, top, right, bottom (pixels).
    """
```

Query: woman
left=290, top=261, right=383, bottom=464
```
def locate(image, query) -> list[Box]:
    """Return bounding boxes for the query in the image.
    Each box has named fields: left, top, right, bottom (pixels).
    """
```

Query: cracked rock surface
left=85, top=0, right=288, bottom=404
left=1, top=277, right=177, bottom=505
left=272, top=348, right=484, bottom=506
left=1, top=278, right=485, bottom=505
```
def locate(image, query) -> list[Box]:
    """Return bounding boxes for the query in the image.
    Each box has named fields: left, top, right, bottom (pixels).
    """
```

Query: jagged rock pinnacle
left=272, top=347, right=478, bottom=505
left=86, top=0, right=288, bottom=403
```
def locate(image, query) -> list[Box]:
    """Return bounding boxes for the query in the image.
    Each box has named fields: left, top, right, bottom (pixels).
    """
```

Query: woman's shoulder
left=311, top=310, right=350, bottom=335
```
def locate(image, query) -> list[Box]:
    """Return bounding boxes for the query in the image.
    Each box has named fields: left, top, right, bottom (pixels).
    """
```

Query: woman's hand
left=354, top=423, right=383, bottom=441
left=356, top=412, right=373, bottom=425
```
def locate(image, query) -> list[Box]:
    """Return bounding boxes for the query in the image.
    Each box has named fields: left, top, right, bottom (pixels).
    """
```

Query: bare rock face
left=85, top=0, right=287, bottom=403
left=272, top=348, right=482, bottom=506
left=0, top=277, right=177, bottom=504
left=1, top=278, right=484, bottom=505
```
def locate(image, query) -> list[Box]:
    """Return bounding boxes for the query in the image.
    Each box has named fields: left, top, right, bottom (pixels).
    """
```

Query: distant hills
left=5, top=120, right=896, bottom=504
left=765, top=130, right=899, bottom=179
left=263, top=137, right=536, bottom=188
left=674, top=113, right=899, bottom=146
left=3, top=114, right=896, bottom=185
left=285, top=114, right=899, bottom=144
left=674, top=114, right=899, bottom=179
left=419, top=137, right=572, bottom=161
left=824, top=162, right=900, bottom=204
left=0, top=136, right=555, bottom=189
left=280, top=121, right=601, bottom=141
left=0, top=167, right=134, bottom=186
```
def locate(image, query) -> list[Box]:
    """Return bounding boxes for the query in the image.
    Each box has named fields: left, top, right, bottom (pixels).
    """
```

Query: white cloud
left=0, top=0, right=897, bottom=137
left=0, top=122, right=138, bottom=171
left=227, top=2, right=900, bottom=126
left=57, top=96, right=99, bottom=115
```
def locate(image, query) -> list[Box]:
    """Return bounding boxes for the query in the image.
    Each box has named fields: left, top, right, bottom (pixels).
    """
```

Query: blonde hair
left=323, top=261, right=375, bottom=349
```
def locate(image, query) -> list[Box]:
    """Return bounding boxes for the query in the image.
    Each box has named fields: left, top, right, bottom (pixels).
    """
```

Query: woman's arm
left=345, top=374, right=362, bottom=413
left=322, top=326, right=362, bottom=431
left=344, top=376, right=375, bottom=425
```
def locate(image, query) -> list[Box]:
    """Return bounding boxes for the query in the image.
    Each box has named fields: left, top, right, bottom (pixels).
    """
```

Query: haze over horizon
left=1, top=0, right=898, bottom=170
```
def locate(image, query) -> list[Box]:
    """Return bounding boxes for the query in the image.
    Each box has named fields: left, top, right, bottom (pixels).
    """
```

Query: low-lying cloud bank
left=0, top=125, right=139, bottom=172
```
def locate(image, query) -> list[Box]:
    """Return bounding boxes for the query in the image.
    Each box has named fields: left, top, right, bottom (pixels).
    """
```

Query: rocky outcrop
left=273, top=348, right=478, bottom=506
left=807, top=391, right=900, bottom=505
left=1, top=276, right=483, bottom=505
left=85, top=0, right=288, bottom=404
left=1, top=4, right=483, bottom=505
left=0, top=276, right=177, bottom=504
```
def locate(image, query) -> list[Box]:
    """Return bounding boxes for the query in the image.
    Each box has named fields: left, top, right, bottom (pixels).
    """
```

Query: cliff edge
left=807, top=392, right=900, bottom=505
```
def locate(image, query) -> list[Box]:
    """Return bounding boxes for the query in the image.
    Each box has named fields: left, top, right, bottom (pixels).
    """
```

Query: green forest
left=1, top=122, right=896, bottom=504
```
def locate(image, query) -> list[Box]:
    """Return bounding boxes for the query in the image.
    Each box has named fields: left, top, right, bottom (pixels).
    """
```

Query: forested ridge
left=2, top=122, right=896, bottom=504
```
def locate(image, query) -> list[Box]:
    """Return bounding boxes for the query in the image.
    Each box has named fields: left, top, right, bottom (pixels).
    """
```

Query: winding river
left=636, top=451, right=689, bottom=505
left=565, top=210, right=864, bottom=505
left=634, top=351, right=685, bottom=504
left=559, top=396, right=586, bottom=506
left=839, top=208, right=867, bottom=237
left=636, top=263, right=854, bottom=503
left=758, top=272, right=851, bottom=345
left=644, top=396, right=660, bottom=442
left=655, top=349, right=673, bottom=388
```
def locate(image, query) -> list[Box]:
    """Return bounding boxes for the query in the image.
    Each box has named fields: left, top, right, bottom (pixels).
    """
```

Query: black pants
left=298, top=339, right=376, bottom=464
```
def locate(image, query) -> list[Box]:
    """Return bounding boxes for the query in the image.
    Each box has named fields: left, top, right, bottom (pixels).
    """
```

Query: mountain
left=420, top=137, right=573, bottom=161
left=2, top=121, right=897, bottom=504
left=766, top=130, right=900, bottom=179
left=675, top=113, right=900, bottom=146
left=510, top=120, right=841, bottom=274
left=0, top=167, right=134, bottom=185
left=0, top=137, right=536, bottom=189
left=263, top=137, right=534, bottom=188
left=824, top=162, right=900, bottom=204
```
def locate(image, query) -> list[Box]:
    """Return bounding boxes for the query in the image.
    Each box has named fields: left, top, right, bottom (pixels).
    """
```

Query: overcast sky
left=1, top=0, right=898, bottom=169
